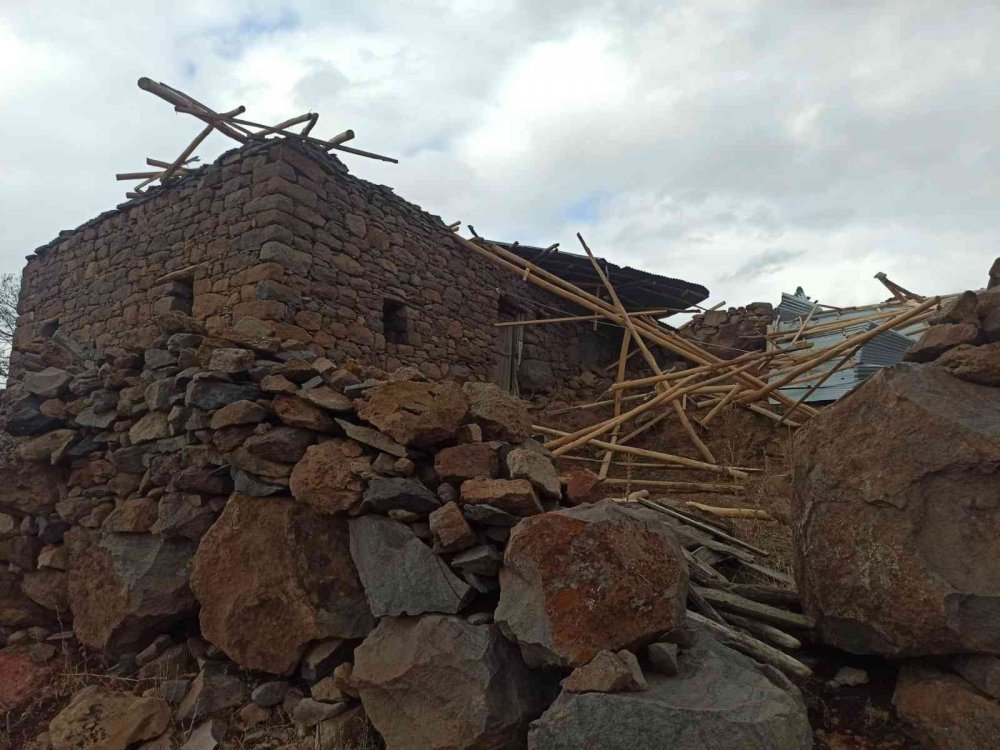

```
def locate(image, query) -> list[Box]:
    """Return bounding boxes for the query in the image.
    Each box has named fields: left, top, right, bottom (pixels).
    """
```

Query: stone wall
left=14, top=140, right=625, bottom=390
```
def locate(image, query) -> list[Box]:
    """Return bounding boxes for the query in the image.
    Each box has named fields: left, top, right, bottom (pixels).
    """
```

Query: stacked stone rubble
left=682, top=302, right=773, bottom=360
left=2, top=310, right=810, bottom=749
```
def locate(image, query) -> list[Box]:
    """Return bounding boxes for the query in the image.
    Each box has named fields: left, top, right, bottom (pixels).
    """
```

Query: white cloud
left=1, top=0, right=998, bottom=314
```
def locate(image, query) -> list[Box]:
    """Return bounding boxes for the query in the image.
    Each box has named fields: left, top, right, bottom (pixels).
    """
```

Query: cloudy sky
left=2, top=1, right=998, bottom=309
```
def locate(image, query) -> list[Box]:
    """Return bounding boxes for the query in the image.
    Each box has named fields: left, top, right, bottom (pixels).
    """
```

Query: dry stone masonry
left=13, top=138, right=634, bottom=394
left=0, top=307, right=811, bottom=749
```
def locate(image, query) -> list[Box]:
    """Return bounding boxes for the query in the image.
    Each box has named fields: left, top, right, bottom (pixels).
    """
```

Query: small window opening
left=383, top=298, right=409, bottom=345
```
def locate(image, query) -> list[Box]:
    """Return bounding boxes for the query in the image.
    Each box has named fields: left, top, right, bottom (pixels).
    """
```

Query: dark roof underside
left=488, top=241, right=710, bottom=315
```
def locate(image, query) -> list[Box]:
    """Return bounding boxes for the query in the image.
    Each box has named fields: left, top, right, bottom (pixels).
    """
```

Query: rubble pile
left=0, top=310, right=813, bottom=749
left=791, top=265, right=1000, bottom=747
left=680, top=303, right=773, bottom=360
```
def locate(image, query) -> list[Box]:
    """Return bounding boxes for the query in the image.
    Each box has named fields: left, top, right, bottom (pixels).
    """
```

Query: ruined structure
left=12, top=139, right=707, bottom=392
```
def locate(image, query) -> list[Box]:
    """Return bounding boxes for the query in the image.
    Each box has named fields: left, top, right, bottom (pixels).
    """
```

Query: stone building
left=12, top=139, right=707, bottom=391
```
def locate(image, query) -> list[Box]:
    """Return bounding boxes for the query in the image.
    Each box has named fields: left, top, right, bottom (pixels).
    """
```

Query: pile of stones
left=0, top=310, right=812, bottom=749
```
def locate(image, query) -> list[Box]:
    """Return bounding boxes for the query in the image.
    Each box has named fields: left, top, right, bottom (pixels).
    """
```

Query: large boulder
left=289, top=439, right=370, bottom=515
left=353, top=615, right=537, bottom=750
left=49, top=686, right=171, bottom=750
left=791, top=364, right=1000, bottom=656
left=191, top=494, right=374, bottom=674
left=68, top=532, right=198, bottom=652
left=893, top=662, right=1000, bottom=750
left=349, top=514, right=472, bottom=616
left=935, top=343, right=1000, bottom=386
left=496, top=500, right=688, bottom=667
left=355, top=380, right=468, bottom=447
left=463, top=382, right=532, bottom=442
left=528, top=628, right=812, bottom=750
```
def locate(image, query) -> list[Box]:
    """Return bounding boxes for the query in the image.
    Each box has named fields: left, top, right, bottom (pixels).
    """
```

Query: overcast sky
left=2, top=1, right=998, bottom=310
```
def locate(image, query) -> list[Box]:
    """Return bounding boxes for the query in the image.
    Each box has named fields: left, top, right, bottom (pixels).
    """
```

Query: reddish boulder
left=792, top=364, right=1000, bottom=656
left=290, top=439, right=370, bottom=515
left=563, top=468, right=608, bottom=505
left=434, top=443, right=499, bottom=482
left=191, top=494, right=374, bottom=674
left=462, top=381, right=531, bottom=442
left=429, top=501, right=476, bottom=552
left=355, top=380, right=468, bottom=447
left=904, top=322, right=980, bottom=362
left=0, top=645, right=58, bottom=710
left=460, top=478, right=544, bottom=517
left=496, top=499, right=688, bottom=667
left=935, top=343, right=1000, bottom=386
left=893, top=663, right=1000, bottom=750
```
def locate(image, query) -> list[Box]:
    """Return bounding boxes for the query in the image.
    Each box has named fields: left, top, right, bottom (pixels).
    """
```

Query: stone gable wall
left=14, top=140, right=624, bottom=388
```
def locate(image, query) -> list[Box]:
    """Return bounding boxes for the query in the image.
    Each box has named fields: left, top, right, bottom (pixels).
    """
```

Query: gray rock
left=74, top=405, right=117, bottom=430
left=7, top=392, right=62, bottom=435
left=353, top=615, right=536, bottom=750
left=292, top=698, right=349, bottom=729
left=23, top=367, right=72, bottom=398
left=828, top=666, right=869, bottom=688
left=362, top=477, right=440, bottom=515
left=300, top=638, right=350, bottom=682
left=563, top=650, right=648, bottom=693
left=252, top=680, right=290, bottom=707
left=335, top=418, right=408, bottom=458
left=231, top=468, right=286, bottom=497
left=646, top=642, right=679, bottom=676
left=462, top=504, right=521, bottom=527
left=507, top=447, right=562, bottom=500
left=529, top=629, right=812, bottom=749
left=953, top=653, right=1000, bottom=699
left=185, top=381, right=261, bottom=411
left=180, top=718, right=227, bottom=750
left=451, top=544, right=502, bottom=577
left=177, top=662, right=245, bottom=724
left=208, top=348, right=255, bottom=374
left=349, top=514, right=473, bottom=616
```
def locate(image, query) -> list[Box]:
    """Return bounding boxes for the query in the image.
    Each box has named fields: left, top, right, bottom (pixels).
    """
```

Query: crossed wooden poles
left=116, top=77, right=396, bottom=199
left=451, top=229, right=940, bottom=487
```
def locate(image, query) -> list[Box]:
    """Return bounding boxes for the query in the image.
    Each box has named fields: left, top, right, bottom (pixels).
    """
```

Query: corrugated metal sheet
left=769, top=292, right=931, bottom=404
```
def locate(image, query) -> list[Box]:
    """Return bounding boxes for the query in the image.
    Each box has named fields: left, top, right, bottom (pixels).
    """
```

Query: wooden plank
left=694, top=586, right=812, bottom=630
left=687, top=612, right=812, bottom=680
left=722, top=612, right=802, bottom=650
left=638, top=498, right=770, bottom=557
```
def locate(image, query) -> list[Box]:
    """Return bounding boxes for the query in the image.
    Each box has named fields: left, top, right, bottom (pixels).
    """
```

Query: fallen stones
left=68, top=532, right=198, bottom=652
left=496, top=500, right=688, bottom=668
left=209, top=399, right=269, bottom=429
left=273, top=393, right=335, bottom=432
left=646, top=642, right=679, bottom=677
left=289, top=439, right=369, bottom=515
left=23, top=367, right=72, bottom=398
left=349, top=514, right=472, bottom=616
left=434, top=443, right=499, bottom=482
left=507, top=447, right=561, bottom=500
left=362, top=477, right=440, bottom=514
left=177, top=662, right=245, bottom=724
left=353, top=615, right=536, bottom=750
left=952, top=653, right=1000, bottom=699
left=462, top=381, right=531, bottom=442
left=528, top=629, right=812, bottom=750
left=893, top=663, right=1000, bottom=750
left=18, top=429, right=76, bottom=463
left=903, top=321, right=980, bottom=362
left=935, top=342, right=1000, bottom=386
left=562, top=468, right=607, bottom=506
left=207, top=347, right=254, bottom=373
left=185, top=380, right=260, bottom=411
left=49, top=686, right=171, bottom=750
left=0, top=645, right=59, bottom=709
left=791, top=364, right=1000, bottom=656
left=562, top=650, right=648, bottom=694
left=355, top=380, right=468, bottom=447
left=191, top=495, right=374, bottom=674
left=429, top=501, right=476, bottom=552
left=460, top=478, right=544, bottom=517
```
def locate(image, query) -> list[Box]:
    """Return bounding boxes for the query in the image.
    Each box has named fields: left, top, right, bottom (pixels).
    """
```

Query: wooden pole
left=685, top=502, right=774, bottom=520
left=493, top=308, right=691, bottom=327
left=326, top=129, right=356, bottom=147
left=535, top=426, right=747, bottom=478
left=599, top=329, right=632, bottom=479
